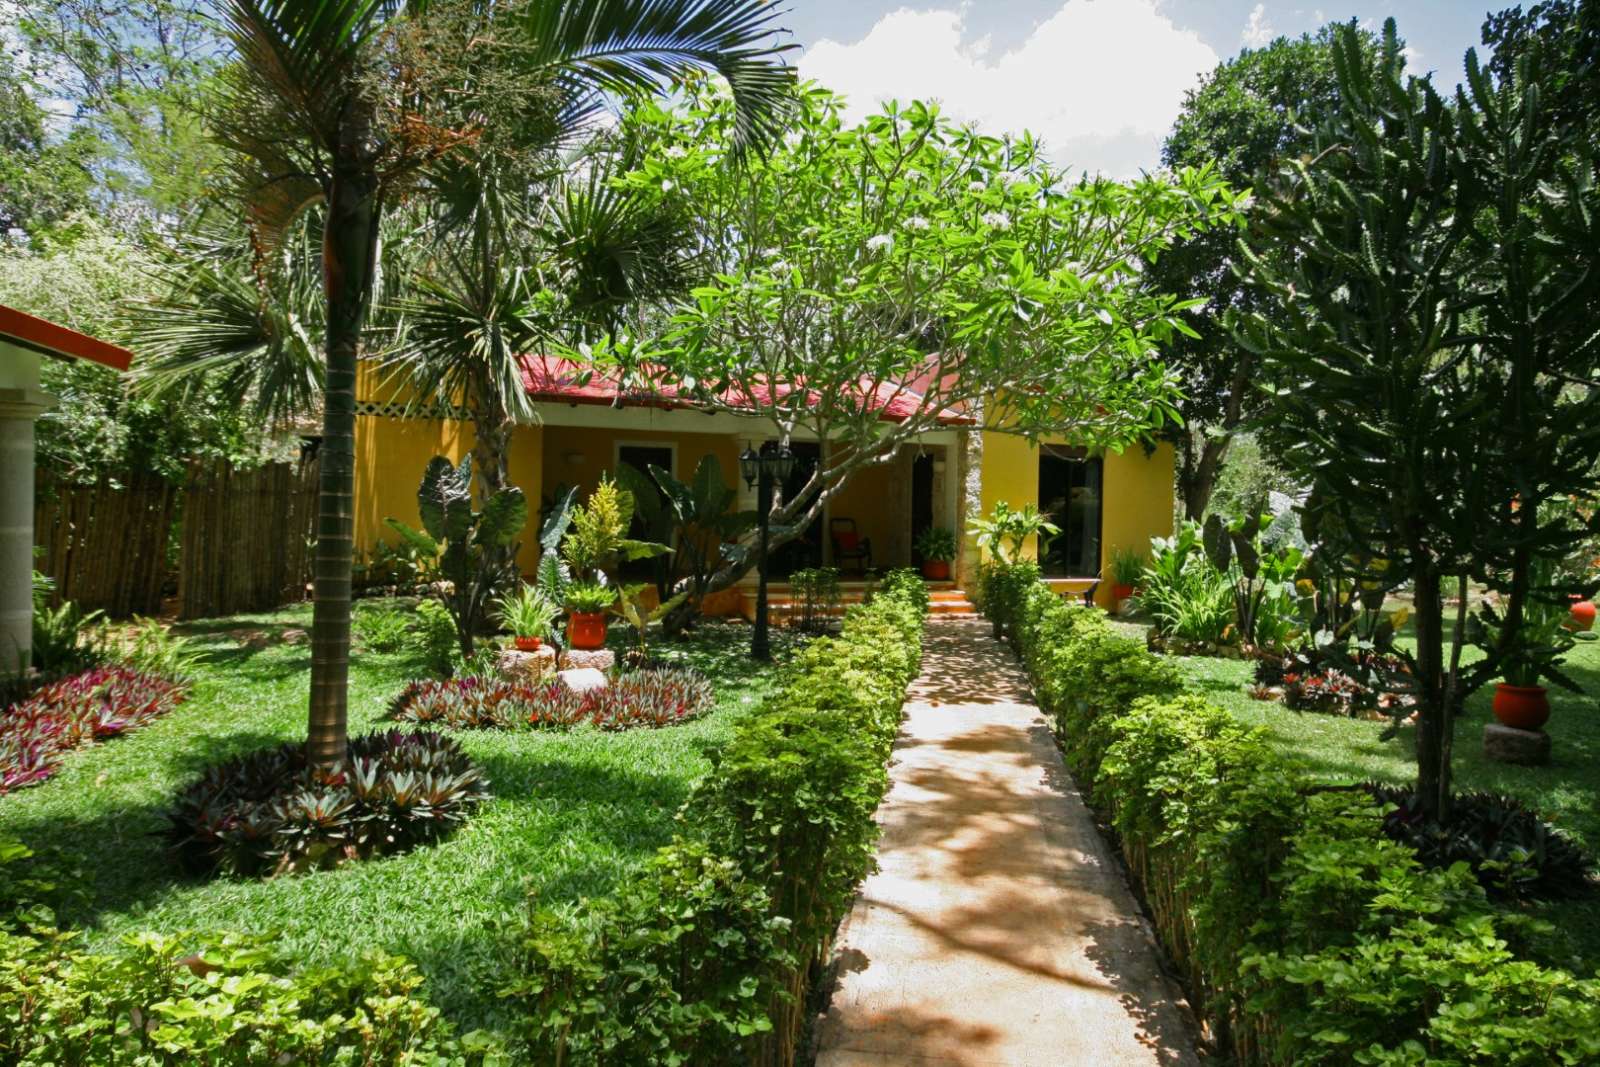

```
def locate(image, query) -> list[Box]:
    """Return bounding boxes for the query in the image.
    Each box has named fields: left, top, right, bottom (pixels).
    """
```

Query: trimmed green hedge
left=980, top=565, right=1600, bottom=1066
left=509, top=569, right=927, bottom=1065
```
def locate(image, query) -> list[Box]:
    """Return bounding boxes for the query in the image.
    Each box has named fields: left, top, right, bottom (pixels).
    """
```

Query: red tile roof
left=517, top=355, right=975, bottom=426
left=0, top=305, right=132, bottom=371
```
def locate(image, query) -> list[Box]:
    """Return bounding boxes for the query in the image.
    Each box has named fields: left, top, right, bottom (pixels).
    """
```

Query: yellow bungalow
left=352, top=357, right=1176, bottom=612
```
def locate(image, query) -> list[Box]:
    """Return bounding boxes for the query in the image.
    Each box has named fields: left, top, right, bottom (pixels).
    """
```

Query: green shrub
left=0, top=836, right=496, bottom=1065
left=389, top=670, right=715, bottom=731
left=413, top=600, right=459, bottom=677
left=977, top=571, right=1600, bottom=1065
left=509, top=576, right=927, bottom=1064
left=355, top=605, right=413, bottom=653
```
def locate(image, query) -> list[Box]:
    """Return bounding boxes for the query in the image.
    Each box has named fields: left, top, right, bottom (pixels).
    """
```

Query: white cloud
left=799, top=1, right=1217, bottom=177
left=1241, top=3, right=1275, bottom=48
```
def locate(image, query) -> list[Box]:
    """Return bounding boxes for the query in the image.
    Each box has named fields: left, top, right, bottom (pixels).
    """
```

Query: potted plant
left=565, top=581, right=617, bottom=651
left=495, top=583, right=558, bottom=651
left=1485, top=598, right=1581, bottom=731
left=915, top=526, right=957, bottom=580
left=1106, top=545, right=1145, bottom=602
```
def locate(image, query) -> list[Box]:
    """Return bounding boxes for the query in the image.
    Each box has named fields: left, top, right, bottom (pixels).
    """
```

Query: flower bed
left=164, top=730, right=489, bottom=877
left=979, top=564, right=1600, bottom=1065
left=1, top=666, right=186, bottom=794
left=509, top=569, right=929, bottom=1063
left=387, top=669, right=714, bottom=731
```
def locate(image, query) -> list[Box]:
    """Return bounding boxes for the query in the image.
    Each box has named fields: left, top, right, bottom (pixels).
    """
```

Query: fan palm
left=145, top=0, right=794, bottom=767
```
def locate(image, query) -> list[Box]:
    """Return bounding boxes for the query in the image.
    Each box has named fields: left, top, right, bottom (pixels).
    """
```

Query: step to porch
left=733, top=579, right=978, bottom=622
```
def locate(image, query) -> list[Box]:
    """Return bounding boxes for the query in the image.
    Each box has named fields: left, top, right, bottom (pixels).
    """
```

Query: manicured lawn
left=1133, top=618, right=1600, bottom=974
left=0, top=600, right=799, bottom=1033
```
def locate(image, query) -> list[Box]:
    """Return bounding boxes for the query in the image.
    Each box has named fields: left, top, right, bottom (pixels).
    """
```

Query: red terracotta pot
left=1569, top=597, right=1596, bottom=632
left=921, top=560, right=951, bottom=581
left=566, top=612, right=608, bottom=651
left=1113, top=583, right=1135, bottom=602
left=513, top=635, right=542, bottom=652
left=1492, top=683, right=1551, bottom=730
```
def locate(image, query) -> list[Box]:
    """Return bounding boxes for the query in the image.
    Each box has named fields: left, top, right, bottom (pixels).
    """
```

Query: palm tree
left=142, top=0, right=794, bottom=767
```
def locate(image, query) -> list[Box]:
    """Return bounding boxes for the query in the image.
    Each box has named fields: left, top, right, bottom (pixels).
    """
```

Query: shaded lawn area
left=1147, top=623, right=1600, bottom=975
left=0, top=601, right=798, bottom=1033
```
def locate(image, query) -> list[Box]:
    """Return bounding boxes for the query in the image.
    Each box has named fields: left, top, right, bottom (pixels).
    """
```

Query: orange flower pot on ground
left=1492, top=683, right=1551, bottom=731
left=921, top=560, right=951, bottom=581
left=1569, top=597, right=1596, bottom=632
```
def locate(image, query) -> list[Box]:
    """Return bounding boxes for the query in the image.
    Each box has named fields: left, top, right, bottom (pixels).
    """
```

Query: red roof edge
left=0, top=304, right=133, bottom=372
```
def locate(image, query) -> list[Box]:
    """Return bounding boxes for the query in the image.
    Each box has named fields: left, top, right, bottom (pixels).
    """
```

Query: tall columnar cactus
left=388, top=455, right=527, bottom=660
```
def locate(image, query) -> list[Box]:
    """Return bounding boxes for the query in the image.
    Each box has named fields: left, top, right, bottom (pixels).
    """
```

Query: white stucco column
left=0, top=345, right=55, bottom=673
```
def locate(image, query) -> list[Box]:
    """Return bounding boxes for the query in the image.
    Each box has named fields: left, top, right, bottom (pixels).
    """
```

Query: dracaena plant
left=387, top=455, right=527, bottom=659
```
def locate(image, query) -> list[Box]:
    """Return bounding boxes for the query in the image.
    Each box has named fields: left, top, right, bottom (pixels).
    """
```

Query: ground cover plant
left=2, top=665, right=187, bottom=795
left=389, top=669, right=714, bottom=731
left=0, top=602, right=802, bottom=1036
left=984, top=566, right=1600, bottom=1064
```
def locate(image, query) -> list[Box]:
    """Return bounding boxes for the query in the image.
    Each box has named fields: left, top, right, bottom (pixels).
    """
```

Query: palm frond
left=130, top=226, right=326, bottom=424
left=515, top=0, right=797, bottom=154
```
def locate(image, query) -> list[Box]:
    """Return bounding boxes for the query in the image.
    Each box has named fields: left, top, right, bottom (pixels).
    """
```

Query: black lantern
left=742, top=441, right=796, bottom=660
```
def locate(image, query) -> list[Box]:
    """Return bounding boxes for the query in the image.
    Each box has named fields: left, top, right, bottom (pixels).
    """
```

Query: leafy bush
left=1140, top=521, right=1235, bottom=645
left=354, top=605, right=413, bottom=653
left=164, top=730, right=488, bottom=877
left=413, top=600, right=459, bottom=677
left=389, top=670, right=714, bottom=731
left=979, top=569, right=1600, bottom=1065
left=0, top=836, right=493, bottom=1064
left=118, top=617, right=200, bottom=680
left=510, top=570, right=928, bottom=1063
left=787, top=566, right=841, bottom=634
left=30, top=596, right=107, bottom=679
left=1, top=666, right=186, bottom=795
left=1365, top=783, right=1596, bottom=902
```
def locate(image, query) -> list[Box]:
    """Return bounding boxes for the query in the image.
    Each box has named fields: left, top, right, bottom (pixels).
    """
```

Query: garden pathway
left=813, top=617, right=1200, bottom=1067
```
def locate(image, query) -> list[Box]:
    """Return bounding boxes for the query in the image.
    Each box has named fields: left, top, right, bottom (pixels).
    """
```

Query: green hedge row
left=978, top=564, right=1600, bottom=1066
left=508, top=569, right=928, bottom=1065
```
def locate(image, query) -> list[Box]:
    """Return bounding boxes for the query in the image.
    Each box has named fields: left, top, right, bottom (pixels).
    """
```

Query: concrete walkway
left=813, top=618, right=1200, bottom=1067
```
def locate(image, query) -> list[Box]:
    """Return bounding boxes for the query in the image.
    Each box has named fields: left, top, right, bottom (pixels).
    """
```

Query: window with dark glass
left=1036, top=445, right=1102, bottom=577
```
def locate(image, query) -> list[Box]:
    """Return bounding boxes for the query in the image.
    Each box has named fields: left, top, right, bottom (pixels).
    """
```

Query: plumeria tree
left=595, top=85, right=1244, bottom=596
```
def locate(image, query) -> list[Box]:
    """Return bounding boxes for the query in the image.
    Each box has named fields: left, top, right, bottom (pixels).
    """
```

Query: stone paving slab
left=813, top=618, right=1200, bottom=1067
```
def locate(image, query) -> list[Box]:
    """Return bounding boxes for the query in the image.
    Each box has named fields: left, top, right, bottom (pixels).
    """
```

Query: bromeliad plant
left=388, top=670, right=714, bottom=731
left=387, top=455, right=528, bottom=660
left=165, top=730, right=488, bottom=877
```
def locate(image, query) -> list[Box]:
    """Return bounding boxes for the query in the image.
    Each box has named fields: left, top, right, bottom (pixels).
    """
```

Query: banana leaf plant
left=387, top=455, right=527, bottom=659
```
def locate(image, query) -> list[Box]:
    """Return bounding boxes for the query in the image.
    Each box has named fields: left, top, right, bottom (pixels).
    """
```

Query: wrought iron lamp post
left=739, top=440, right=796, bottom=661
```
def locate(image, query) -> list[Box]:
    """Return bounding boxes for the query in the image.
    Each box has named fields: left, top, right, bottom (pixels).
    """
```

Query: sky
left=781, top=1, right=1492, bottom=176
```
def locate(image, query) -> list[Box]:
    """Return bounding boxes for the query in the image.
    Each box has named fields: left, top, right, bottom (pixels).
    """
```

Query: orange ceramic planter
left=513, top=635, right=542, bottom=652
left=921, top=560, right=951, bottom=581
left=1492, top=683, right=1550, bottom=730
left=1113, top=583, right=1135, bottom=602
left=1569, top=598, right=1596, bottom=632
left=566, top=612, right=608, bottom=651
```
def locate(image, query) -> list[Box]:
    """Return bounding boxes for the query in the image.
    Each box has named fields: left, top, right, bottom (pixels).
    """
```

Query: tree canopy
left=595, top=84, right=1242, bottom=579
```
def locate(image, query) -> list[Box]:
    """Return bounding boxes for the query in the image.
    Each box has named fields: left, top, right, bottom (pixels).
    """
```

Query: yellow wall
left=977, top=431, right=1175, bottom=607
left=828, top=456, right=902, bottom=568
left=540, top=425, right=741, bottom=501
left=353, top=364, right=545, bottom=575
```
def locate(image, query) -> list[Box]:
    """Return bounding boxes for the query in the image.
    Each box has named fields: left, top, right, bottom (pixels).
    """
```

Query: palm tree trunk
left=308, top=109, right=382, bottom=770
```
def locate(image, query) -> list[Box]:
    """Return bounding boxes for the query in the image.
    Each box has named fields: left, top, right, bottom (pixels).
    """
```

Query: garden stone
left=1483, top=722, right=1550, bottom=766
left=496, top=646, right=556, bottom=685
left=557, top=667, right=609, bottom=694
left=560, top=648, right=615, bottom=673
